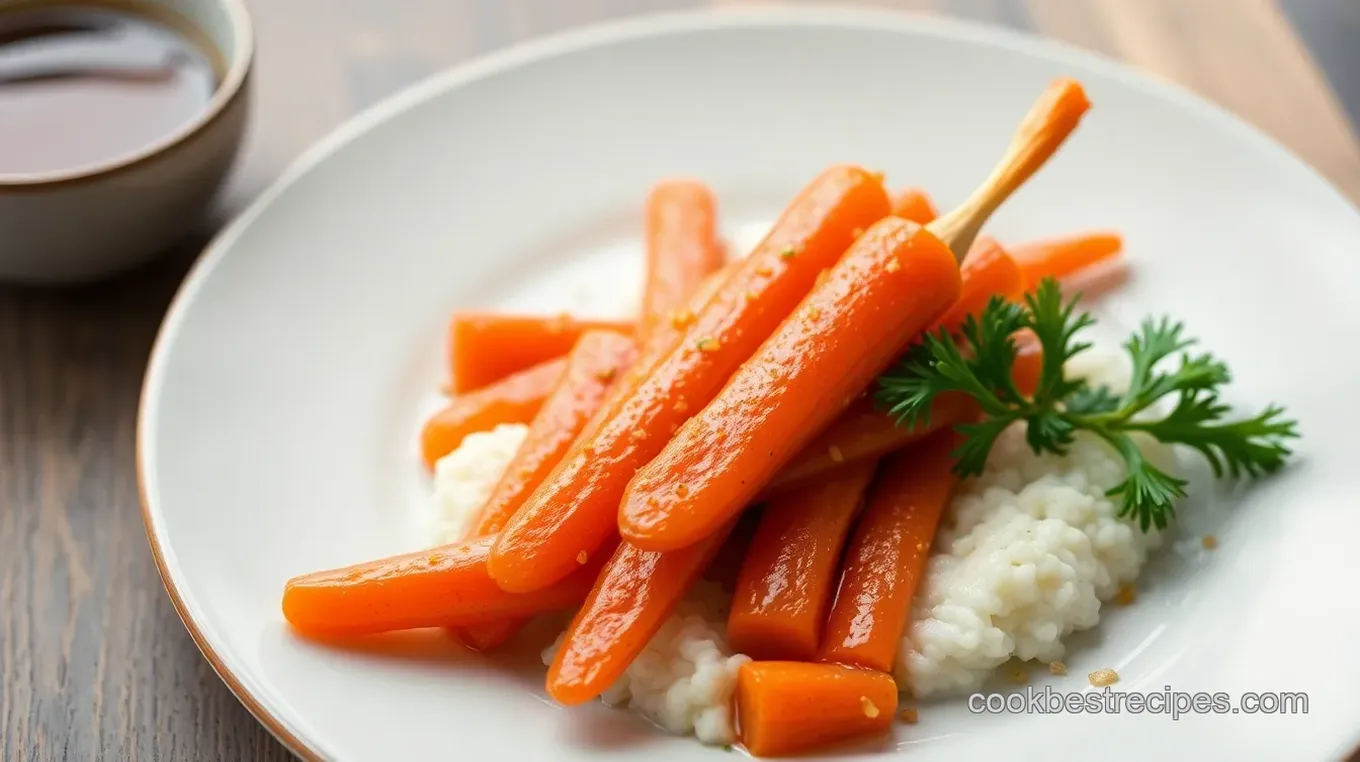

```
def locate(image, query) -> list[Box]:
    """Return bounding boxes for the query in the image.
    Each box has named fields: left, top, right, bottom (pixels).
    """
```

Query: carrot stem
left=929, top=79, right=1092, bottom=260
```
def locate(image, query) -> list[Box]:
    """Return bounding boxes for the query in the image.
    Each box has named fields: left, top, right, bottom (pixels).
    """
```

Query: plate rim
left=134, top=5, right=1360, bottom=761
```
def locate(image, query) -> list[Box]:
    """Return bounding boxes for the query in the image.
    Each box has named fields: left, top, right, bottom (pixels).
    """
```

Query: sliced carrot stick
left=1011, top=230, right=1122, bottom=290
left=932, top=235, right=1024, bottom=335
left=449, top=330, right=636, bottom=650
left=641, top=180, right=725, bottom=346
left=735, top=662, right=898, bottom=757
left=488, top=165, right=891, bottom=592
left=820, top=432, right=959, bottom=672
left=448, top=313, right=634, bottom=395
left=728, top=460, right=877, bottom=661
left=545, top=522, right=735, bottom=705
left=620, top=78, right=1091, bottom=551
left=889, top=186, right=938, bottom=224
left=281, top=535, right=614, bottom=639
left=764, top=393, right=976, bottom=495
left=419, top=357, right=566, bottom=469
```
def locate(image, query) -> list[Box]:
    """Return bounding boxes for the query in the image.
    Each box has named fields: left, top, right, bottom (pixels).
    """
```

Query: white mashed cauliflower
left=423, top=350, right=1179, bottom=741
left=424, top=423, right=528, bottom=546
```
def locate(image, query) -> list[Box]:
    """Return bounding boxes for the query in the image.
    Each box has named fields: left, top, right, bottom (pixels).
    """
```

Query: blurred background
left=1, top=1, right=1357, bottom=760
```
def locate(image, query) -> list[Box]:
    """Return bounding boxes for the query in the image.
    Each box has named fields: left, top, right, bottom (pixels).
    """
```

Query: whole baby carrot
left=735, top=662, right=898, bottom=758
left=889, top=186, right=938, bottom=224
left=1012, top=230, right=1122, bottom=290
left=450, top=330, right=636, bottom=650
left=420, top=357, right=566, bottom=469
left=545, top=521, right=736, bottom=705
left=641, top=180, right=725, bottom=346
left=727, top=460, right=877, bottom=661
left=447, top=313, right=634, bottom=394
left=281, top=535, right=614, bottom=639
left=620, top=78, right=1091, bottom=551
left=487, top=165, right=891, bottom=593
left=819, top=432, right=958, bottom=672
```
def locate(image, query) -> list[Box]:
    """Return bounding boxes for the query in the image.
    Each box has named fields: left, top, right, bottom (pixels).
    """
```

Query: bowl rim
left=0, top=0, right=255, bottom=189
left=135, top=5, right=1360, bottom=762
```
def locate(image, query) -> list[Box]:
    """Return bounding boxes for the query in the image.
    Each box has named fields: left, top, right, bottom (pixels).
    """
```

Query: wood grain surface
left=1, top=1, right=1357, bottom=760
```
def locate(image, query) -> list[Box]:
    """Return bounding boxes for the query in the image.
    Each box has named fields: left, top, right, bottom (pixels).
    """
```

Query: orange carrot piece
left=820, top=432, right=959, bottom=672
left=889, top=187, right=938, bottom=224
left=546, top=523, right=735, bottom=705
left=281, top=535, right=614, bottom=639
left=620, top=217, right=962, bottom=551
left=620, top=78, right=1091, bottom=552
left=728, top=460, right=877, bottom=661
left=641, top=180, right=725, bottom=347
left=932, top=236, right=1024, bottom=335
left=735, top=662, right=898, bottom=757
left=419, top=357, right=566, bottom=469
left=1011, top=230, right=1122, bottom=290
left=764, top=393, right=976, bottom=495
left=488, top=165, right=891, bottom=593
left=448, top=313, right=632, bottom=394
left=472, top=331, right=637, bottom=536
left=449, top=330, right=636, bottom=650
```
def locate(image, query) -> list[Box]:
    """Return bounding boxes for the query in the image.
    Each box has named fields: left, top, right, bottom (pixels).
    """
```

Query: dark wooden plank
left=1, top=1, right=1356, bottom=761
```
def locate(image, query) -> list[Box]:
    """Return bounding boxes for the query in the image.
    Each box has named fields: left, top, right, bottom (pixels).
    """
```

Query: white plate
left=138, top=6, right=1360, bottom=761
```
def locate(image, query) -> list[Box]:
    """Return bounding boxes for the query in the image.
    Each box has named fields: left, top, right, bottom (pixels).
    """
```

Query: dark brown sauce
left=0, top=3, right=219, bottom=177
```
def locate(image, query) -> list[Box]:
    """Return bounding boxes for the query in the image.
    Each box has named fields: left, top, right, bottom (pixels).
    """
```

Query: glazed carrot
left=472, top=331, right=637, bottom=536
left=1011, top=230, right=1122, bottom=290
left=545, top=522, right=735, bottom=705
left=820, top=432, right=959, bottom=672
left=621, top=78, right=1091, bottom=551
left=764, top=393, right=976, bottom=495
left=889, top=186, right=938, bottom=224
left=932, top=236, right=1024, bottom=335
left=447, top=313, right=634, bottom=394
left=420, top=358, right=566, bottom=469
left=449, top=330, right=636, bottom=650
left=728, top=460, right=877, bottom=661
left=735, top=662, right=898, bottom=757
left=488, top=165, right=891, bottom=592
left=641, top=180, right=725, bottom=346
left=281, top=535, right=614, bottom=639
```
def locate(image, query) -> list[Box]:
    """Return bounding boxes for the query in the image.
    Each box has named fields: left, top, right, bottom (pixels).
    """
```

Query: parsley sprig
left=876, top=278, right=1299, bottom=531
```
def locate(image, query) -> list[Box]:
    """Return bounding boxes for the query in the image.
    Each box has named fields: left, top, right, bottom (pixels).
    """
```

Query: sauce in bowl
left=0, top=3, right=220, bottom=178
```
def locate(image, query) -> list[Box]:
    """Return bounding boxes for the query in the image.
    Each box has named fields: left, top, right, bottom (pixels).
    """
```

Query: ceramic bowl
left=0, top=0, right=253, bottom=284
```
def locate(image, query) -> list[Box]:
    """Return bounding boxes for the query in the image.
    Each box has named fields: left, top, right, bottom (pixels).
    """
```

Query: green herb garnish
left=876, top=277, right=1298, bottom=531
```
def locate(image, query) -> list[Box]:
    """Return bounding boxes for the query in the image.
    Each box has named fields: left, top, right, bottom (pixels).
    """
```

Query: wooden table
left=3, top=1, right=1357, bottom=759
